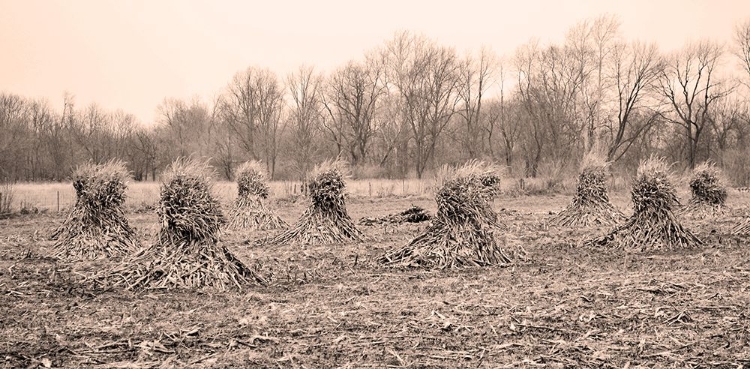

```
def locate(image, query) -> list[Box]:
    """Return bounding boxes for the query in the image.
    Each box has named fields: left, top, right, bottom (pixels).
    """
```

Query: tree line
left=3, top=15, right=750, bottom=185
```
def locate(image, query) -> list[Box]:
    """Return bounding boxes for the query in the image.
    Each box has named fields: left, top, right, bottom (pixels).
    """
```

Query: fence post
left=57, top=191, right=60, bottom=212
left=368, top=181, right=372, bottom=197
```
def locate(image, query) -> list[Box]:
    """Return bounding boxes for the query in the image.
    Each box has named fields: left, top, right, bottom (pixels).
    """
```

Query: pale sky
left=1, top=0, right=748, bottom=125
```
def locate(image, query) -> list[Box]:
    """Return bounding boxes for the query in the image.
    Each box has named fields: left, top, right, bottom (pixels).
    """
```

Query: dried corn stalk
left=226, top=161, right=287, bottom=230
left=104, top=158, right=265, bottom=290
left=587, top=157, right=701, bottom=251
left=550, top=152, right=625, bottom=227
left=51, top=160, right=139, bottom=260
left=264, top=160, right=363, bottom=245
left=380, top=161, right=511, bottom=269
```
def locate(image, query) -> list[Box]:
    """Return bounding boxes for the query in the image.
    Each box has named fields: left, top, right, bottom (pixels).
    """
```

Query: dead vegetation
left=262, top=160, right=363, bottom=246
left=4, top=170, right=750, bottom=367
left=680, top=161, right=729, bottom=218
left=587, top=157, right=702, bottom=251
left=359, top=205, right=431, bottom=226
left=225, top=161, right=287, bottom=231
left=100, top=158, right=265, bottom=290
left=50, top=160, right=139, bottom=260
left=380, top=161, right=511, bottom=268
left=550, top=152, right=625, bottom=227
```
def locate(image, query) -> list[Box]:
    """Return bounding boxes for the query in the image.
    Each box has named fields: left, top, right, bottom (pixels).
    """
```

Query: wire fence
left=3, top=179, right=437, bottom=214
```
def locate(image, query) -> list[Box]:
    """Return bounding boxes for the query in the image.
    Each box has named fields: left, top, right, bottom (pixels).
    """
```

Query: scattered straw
left=359, top=205, right=431, bottom=226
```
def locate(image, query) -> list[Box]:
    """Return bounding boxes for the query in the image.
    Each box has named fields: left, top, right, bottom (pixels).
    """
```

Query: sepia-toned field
left=2, top=190, right=750, bottom=368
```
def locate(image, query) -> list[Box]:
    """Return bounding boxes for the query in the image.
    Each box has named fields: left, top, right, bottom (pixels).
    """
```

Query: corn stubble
left=550, top=153, right=625, bottom=227
left=587, top=157, right=701, bottom=251
left=380, top=161, right=511, bottom=269
left=104, top=159, right=265, bottom=290
left=263, top=160, right=363, bottom=246
left=51, top=160, right=139, bottom=260
left=225, top=161, right=287, bottom=231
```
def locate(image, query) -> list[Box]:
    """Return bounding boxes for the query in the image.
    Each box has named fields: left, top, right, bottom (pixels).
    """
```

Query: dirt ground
left=2, top=192, right=750, bottom=368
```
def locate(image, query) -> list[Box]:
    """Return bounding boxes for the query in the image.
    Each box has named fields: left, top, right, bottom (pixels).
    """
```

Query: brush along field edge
left=381, top=161, right=511, bottom=269
left=51, top=160, right=140, bottom=260
left=99, top=158, right=265, bottom=290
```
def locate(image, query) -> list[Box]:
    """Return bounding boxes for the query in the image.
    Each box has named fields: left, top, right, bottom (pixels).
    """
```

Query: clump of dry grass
left=104, top=158, right=264, bottom=290
left=586, top=157, right=701, bottom=251
left=550, top=151, right=625, bottom=227
left=225, top=161, right=287, bottom=231
left=734, top=218, right=750, bottom=235
left=380, top=160, right=510, bottom=269
left=263, top=160, right=363, bottom=245
left=680, top=161, right=729, bottom=217
left=50, top=160, right=139, bottom=260
left=359, top=205, right=431, bottom=226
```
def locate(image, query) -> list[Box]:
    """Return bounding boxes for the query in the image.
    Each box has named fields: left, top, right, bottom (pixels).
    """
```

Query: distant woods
left=3, top=16, right=750, bottom=185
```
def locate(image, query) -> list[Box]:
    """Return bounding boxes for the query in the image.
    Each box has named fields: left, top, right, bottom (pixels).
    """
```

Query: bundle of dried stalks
left=359, top=205, right=431, bottom=226
left=550, top=152, right=625, bottom=227
left=226, top=161, right=287, bottom=230
left=264, top=160, right=363, bottom=245
left=51, top=160, right=139, bottom=260
left=680, top=162, right=729, bottom=217
left=586, top=157, right=701, bottom=251
left=380, top=161, right=510, bottom=269
left=734, top=218, right=750, bottom=235
left=105, top=158, right=264, bottom=290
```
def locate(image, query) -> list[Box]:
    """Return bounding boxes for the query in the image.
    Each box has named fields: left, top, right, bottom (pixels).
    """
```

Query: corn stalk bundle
left=265, top=160, right=363, bottom=245
left=226, top=161, right=287, bottom=230
left=680, top=162, right=728, bottom=217
left=550, top=153, right=625, bottom=227
left=586, top=157, right=701, bottom=251
left=359, top=205, right=431, bottom=226
left=380, top=161, right=510, bottom=269
left=105, top=159, right=264, bottom=290
left=51, top=160, right=139, bottom=260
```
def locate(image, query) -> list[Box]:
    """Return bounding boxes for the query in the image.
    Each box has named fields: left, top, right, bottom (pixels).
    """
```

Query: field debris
left=102, top=158, right=265, bottom=290
left=262, top=160, right=364, bottom=246
left=550, top=151, right=625, bottom=227
left=359, top=205, right=431, bottom=226
left=225, top=161, right=287, bottom=231
left=587, top=156, right=702, bottom=251
left=50, top=160, right=139, bottom=260
left=381, top=160, right=511, bottom=268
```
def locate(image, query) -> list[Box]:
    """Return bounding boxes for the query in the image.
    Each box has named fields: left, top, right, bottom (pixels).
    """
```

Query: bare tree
left=735, top=19, right=750, bottom=85
left=658, top=41, right=730, bottom=168
left=605, top=41, right=662, bottom=161
left=322, top=56, right=386, bottom=166
left=219, top=67, right=284, bottom=177
left=456, top=47, right=495, bottom=159
left=515, top=41, right=585, bottom=177
left=287, top=65, right=325, bottom=179
left=383, top=31, right=461, bottom=178
left=566, top=15, right=621, bottom=151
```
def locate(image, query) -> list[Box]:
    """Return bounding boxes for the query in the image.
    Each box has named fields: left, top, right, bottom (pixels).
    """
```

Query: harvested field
left=2, top=192, right=750, bottom=367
